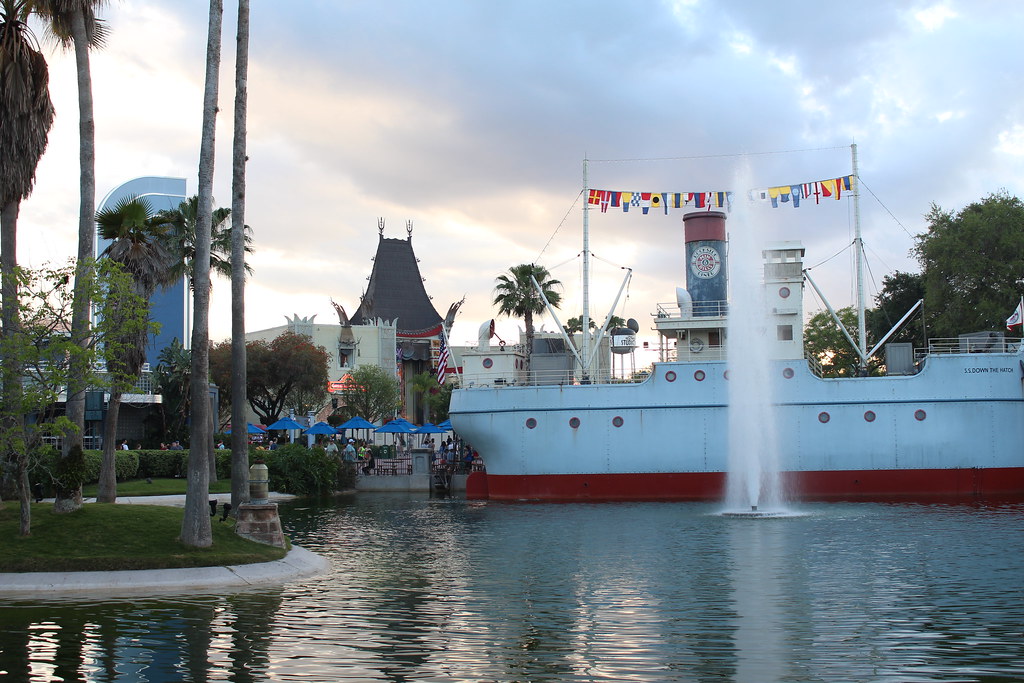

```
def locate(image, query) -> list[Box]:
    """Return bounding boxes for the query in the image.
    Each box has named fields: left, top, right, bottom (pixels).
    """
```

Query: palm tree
left=37, top=0, right=109, bottom=514
left=566, top=314, right=625, bottom=334
left=151, top=195, right=252, bottom=288
left=1, top=0, right=56, bottom=534
left=229, top=0, right=250, bottom=511
left=493, top=264, right=562, bottom=374
left=94, top=195, right=174, bottom=503
left=181, top=0, right=224, bottom=549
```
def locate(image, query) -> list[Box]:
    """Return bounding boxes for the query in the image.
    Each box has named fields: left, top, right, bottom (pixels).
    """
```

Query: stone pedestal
left=235, top=502, right=286, bottom=548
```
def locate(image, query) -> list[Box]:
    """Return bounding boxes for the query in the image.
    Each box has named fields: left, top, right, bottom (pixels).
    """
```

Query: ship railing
left=459, top=367, right=648, bottom=388
left=660, top=344, right=727, bottom=363
left=918, top=337, right=1021, bottom=359
left=654, top=300, right=729, bottom=319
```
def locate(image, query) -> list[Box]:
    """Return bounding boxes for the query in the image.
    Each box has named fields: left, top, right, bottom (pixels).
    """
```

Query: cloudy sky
left=19, top=0, right=1024, bottom=353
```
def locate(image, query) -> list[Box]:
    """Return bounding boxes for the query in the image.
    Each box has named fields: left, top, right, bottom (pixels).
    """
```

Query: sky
left=17, top=0, right=1024, bottom=357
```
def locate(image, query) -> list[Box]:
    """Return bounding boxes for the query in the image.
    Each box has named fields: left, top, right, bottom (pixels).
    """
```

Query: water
left=725, top=187, right=786, bottom=514
left=3, top=494, right=1023, bottom=682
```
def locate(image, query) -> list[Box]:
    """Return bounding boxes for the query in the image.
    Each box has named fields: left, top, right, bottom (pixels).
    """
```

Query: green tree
left=181, top=0, right=224, bottom=549
left=36, top=0, right=109, bottom=514
left=94, top=194, right=174, bottom=502
left=151, top=194, right=252, bottom=289
left=493, top=263, right=562, bottom=372
left=210, top=332, right=331, bottom=427
left=802, top=307, right=881, bottom=378
left=336, top=365, right=401, bottom=425
left=410, top=371, right=452, bottom=424
left=565, top=314, right=625, bottom=334
left=228, top=0, right=251, bottom=510
left=866, top=271, right=926, bottom=348
left=913, top=191, right=1024, bottom=338
left=152, top=338, right=191, bottom=445
left=0, top=0, right=56, bottom=530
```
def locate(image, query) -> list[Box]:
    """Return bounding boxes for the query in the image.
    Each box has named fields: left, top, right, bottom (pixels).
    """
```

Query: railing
left=917, top=337, right=1020, bottom=358
left=459, top=366, right=649, bottom=388
left=654, top=300, right=729, bottom=319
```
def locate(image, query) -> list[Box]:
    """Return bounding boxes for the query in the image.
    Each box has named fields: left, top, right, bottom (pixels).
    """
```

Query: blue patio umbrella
left=338, top=416, right=375, bottom=430
left=266, top=417, right=304, bottom=430
left=375, top=420, right=414, bottom=433
left=413, top=422, right=446, bottom=434
left=225, top=423, right=266, bottom=434
left=436, top=419, right=452, bottom=431
left=304, top=421, right=337, bottom=435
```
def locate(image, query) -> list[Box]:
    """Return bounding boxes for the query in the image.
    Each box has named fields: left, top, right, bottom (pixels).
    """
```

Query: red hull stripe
left=471, top=468, right=1024, bottom=502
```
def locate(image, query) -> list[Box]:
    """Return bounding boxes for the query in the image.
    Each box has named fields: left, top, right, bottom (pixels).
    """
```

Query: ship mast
left=852, top=143, right=867, bottom=371
left=581, top=157, right=591, bottom=380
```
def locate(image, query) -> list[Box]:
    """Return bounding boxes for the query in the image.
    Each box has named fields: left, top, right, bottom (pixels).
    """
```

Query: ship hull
left=450, top=353, right=1024, bottom=501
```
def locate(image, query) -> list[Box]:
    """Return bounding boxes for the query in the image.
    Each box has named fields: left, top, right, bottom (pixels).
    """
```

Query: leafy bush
left=261, top=444, right=339, bottom=496
left=136, top=450, right=188, bottom=478
left=81, top=450, right=139, bottom=482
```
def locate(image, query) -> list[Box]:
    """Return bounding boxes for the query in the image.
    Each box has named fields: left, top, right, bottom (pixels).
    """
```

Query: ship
left=448, top=160, right=1024, bottom=503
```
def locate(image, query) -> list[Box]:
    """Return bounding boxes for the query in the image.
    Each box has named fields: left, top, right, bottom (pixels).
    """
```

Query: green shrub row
left=28, top=446, right=351, bottom=496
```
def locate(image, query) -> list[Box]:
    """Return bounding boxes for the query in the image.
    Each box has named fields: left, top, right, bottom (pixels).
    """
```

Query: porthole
left=818, top=412, right=830, bottom=423
left=779, top=286, right=791, bottom=299
left=782, top=367, right=794, bottom=379
left=723, top=370, right=730, bottom=380
left=482, top=358, right=493, bottom=369
left=694, top=370, right=706, bottom=382
left=569, top=417, right=581, bottom=429
left=665, top=371, right=677, bottom=382
left=915, top=409, right=927, bottom=421
left=612, top=416, right=624, bottom=428
left=525, top=418, right=537, bottom=429
left=864, top=410, right=876, bottom=422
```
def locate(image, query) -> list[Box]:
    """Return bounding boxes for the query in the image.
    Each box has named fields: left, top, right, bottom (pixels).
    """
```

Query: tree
left=228, top=0, right=250, bottom=510
left=803, top=307, right=882, bottom=378
left=151, top=195, right=252, bottom=289
left=0, top=0, right=56, bottom=529
left=152, top=338, right=191, bottom=445
left=337, top=365, right=401, bottom=425
left=866, top=271, right=926, bottom=348
left=493, top=264, right=562, bottom=372
left=210, top=331, right=330, bottom=427
left=410, top=371, right=452, bottom=424
left=94, top=195, right=174, bottom=502
left=913, top=191, right=1024, bottom=338
left=181, top=0, right=223, bottom=549
left=565, top=314, right=625, bottom=334
left=36, top=0, right=108, bottom=514
left=0, top=262, right=145, bottom=536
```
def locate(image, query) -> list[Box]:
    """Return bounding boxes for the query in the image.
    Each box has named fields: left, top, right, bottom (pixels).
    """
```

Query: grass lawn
left=82, top=478, right=233, bottom=498
left=0, top=502, right=287, bottom=573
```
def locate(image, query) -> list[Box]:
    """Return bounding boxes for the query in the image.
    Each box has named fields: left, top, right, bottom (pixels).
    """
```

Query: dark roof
left=350, top=235, right=443, bottom=336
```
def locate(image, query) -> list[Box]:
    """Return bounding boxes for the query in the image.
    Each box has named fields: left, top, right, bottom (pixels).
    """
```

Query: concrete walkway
left=0, top=493, right=331, bottom=597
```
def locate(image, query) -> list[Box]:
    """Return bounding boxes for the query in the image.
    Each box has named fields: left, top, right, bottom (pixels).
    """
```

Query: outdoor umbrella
left=436, top=419, right=452, bottom=431
left=266, top=416, right=304, bottom=443
left=266, top=417, right=304, bottom=430
left=225, top=423, right=266, bottom=434
left=413, top=422, right=445, bottom=434
left=304, top=421, right=337, bottom=435
left=338, top=416, right=376, bottom=430
left=375, top=419, right=415, bottom=453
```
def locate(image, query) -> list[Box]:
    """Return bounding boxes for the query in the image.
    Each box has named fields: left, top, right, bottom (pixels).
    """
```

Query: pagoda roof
left=350, top=234, right=443, bottom=336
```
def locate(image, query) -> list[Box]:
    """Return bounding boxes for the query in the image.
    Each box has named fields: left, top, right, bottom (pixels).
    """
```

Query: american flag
left=436, top=337, right=450, bottom=384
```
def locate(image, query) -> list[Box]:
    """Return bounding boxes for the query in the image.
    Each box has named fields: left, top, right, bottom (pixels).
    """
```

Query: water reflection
left=2, top=497, right=1023, bottom=682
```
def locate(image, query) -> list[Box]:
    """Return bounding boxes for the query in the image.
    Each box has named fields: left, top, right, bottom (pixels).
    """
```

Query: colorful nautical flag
left=436, top=337, right=451, bottom=384
left=1006, top=297, right=1024, bottom=330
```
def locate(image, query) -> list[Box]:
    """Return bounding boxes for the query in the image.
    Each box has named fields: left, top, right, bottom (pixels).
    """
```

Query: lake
left=2, top=494, right=1022, bottom=682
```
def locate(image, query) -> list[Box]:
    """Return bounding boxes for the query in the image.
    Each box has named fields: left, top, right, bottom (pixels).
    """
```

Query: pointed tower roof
left=350, top=231, right=443, bottom=337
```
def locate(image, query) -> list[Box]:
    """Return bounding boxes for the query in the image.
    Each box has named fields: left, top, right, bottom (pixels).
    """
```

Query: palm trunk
left=230, top=0, right=251, bottom=510
left=181, top=0, right=224, bottom=548
left=59, top=7, right=97, bottom=514
left=95, top=391, right=121, bottom=503
left=2, top=200, right=30, bottom=535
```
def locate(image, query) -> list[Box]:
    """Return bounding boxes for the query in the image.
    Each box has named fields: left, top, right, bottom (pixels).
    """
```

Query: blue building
left=96, top=176, right=190, bottom=367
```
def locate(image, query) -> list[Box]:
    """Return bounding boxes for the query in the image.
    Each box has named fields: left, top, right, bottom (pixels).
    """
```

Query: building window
left=777, top=325, right=793, bottom=341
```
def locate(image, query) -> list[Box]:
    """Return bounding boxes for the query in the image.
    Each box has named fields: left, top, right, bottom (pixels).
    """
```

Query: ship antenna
left=852, top=143, right=867, bottom=373
left=581, top=156, right=591, bottom=381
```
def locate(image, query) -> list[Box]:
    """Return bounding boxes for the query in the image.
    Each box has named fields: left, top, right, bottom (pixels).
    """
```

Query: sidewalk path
left=0, top=494, right=330, bottom=597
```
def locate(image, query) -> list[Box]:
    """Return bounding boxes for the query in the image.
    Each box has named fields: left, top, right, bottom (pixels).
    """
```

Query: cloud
left=17, top=0, right=1024, bottom=351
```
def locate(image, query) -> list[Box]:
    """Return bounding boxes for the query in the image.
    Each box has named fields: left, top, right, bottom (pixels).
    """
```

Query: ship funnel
left=683, top=211, right=727, bottom=317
